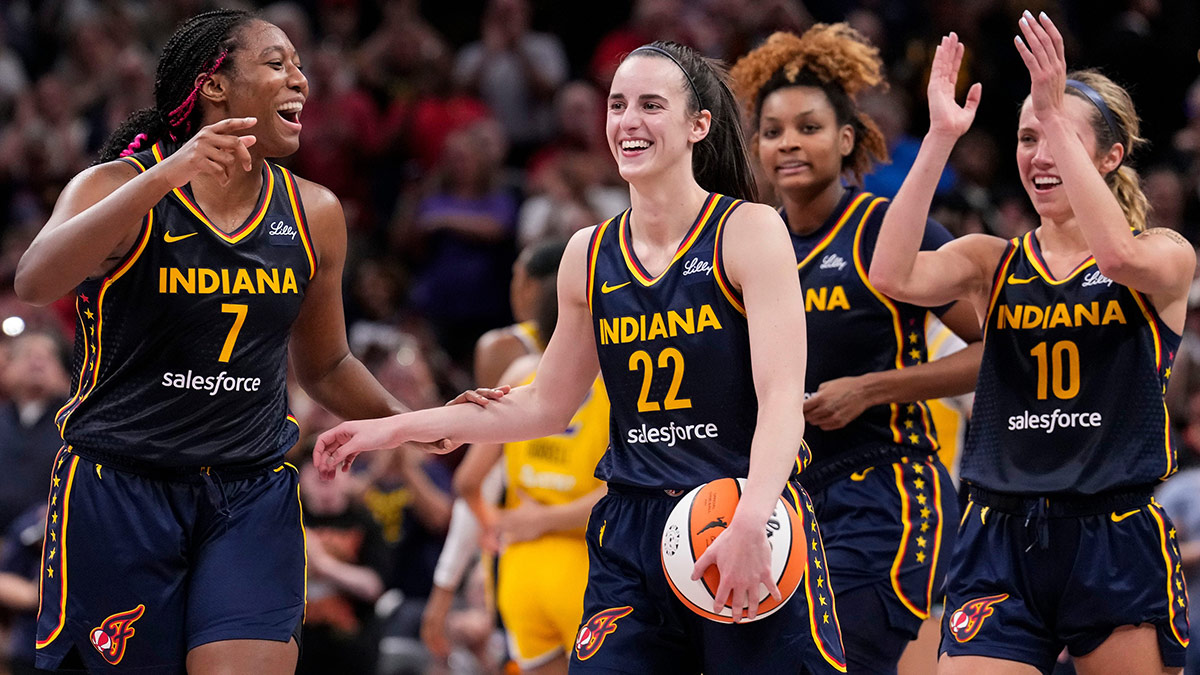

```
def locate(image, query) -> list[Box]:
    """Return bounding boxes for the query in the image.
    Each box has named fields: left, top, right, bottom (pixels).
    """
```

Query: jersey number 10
left=1030, top=340, right=1080, bottom=400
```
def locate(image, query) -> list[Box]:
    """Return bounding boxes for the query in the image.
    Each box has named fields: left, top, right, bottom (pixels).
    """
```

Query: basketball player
left=12, top=10, right=495, bottom=673
left=869, top=15, right=1191, bottom=674
left=315, top=40, right=847, bottom=674
left=729, top=25, right=980, bottom=674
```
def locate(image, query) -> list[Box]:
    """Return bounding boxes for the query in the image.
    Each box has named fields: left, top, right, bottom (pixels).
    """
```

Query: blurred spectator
left=587, top=0, right=698, bottom=89
left=297, top=460, right=390, bottom=675
left=0, top=329, right=69, bottom=534
left=859, top=85, right=957, bottom=198
left=396, top=120, right=520, bottom=369
left=454, top=0, right=568, bottom=164
left=1144, top=164, right=1199, bottom=243
left=0, top=503, right=45, bottom=675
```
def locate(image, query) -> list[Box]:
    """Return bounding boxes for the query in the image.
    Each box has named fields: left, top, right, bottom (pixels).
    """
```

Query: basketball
left=660, top=477, right=806, bottom=623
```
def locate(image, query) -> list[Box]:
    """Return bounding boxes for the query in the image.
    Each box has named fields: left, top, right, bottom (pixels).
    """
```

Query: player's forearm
left=313, top=558, right=385, bottom=602
left=736, top=392, right=806, bottom=529
left=301, top=354, right=407, bottom=420
left=860, top=341, right=983, bottom=405
left=386, top=383, right=574, bottom=447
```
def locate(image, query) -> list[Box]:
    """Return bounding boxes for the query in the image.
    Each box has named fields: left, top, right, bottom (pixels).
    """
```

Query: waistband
left=606, top=482, right=691, bottom=499
left=65, top=445, right=288, bottom=483
left=801, top=444, right=934, bottom=493
left=965, top=483, right=1154, bottom=518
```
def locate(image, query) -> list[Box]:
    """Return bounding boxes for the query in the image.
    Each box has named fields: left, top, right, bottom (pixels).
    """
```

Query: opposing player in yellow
left=454, top=287, right=609, bottom=675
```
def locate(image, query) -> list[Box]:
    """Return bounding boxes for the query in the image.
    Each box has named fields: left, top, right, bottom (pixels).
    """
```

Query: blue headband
left=1065, top=79, right=1122, bottom=145
left=631, top=45, right=703, bottom=109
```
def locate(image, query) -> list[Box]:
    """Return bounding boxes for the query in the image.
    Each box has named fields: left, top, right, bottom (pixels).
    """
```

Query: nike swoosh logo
left=164, top=231, right=198, bottom=243
left=1110, top=508, right=1141, bottom=523
left=601, top=280, right=632, bottom=294
left=1007, top=274, right=1039, bottom=284
left=850, top=468, right=875, bottom=481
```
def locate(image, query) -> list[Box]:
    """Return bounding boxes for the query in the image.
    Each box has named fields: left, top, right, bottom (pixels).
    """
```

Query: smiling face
left=1016, top=94, right=1118, bottom=221
left=606, top=53, right=709, bottom=186
left=755, top=85, right=853, bottom=196
left=212, top=20, right=308, bottom=158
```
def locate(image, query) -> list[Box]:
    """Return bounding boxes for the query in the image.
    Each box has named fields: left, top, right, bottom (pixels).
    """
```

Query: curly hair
left=730, top=24, right=889, bottom=183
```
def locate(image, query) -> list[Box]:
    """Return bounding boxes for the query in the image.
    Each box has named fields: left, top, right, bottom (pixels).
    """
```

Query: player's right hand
left=927, top=33, right=981, bottom=141
left=313, top=416, right=405, bottom=480
left=156, top=117, right=257, bottom=188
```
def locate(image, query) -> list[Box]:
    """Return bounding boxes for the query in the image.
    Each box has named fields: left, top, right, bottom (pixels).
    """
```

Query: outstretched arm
left=313, top=227, right=600, bottom=478
left=869, top=34, right=1004, bottom=312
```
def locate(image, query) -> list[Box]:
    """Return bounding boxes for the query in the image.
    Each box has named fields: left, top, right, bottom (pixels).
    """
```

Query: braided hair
left=96, top=9, right=255, bottom=164
left=730, top=25, right=889, bottom=184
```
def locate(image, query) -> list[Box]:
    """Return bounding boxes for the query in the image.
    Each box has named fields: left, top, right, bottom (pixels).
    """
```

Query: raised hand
left=156, top=116, right=257, bottom=188
left=928, top=32, right=982, bottom=141
left=1014, top=10, right=1067, bottom=119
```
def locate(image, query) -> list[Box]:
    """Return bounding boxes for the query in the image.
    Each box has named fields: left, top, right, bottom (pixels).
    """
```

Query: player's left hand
left=1015, top=10, right=1067, bottom=119
left=804, top=375, right=873, bottom=430
left=690, top=519, right=782, bottom=623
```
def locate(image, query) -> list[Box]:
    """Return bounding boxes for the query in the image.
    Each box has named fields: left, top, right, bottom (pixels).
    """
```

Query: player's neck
left=780, top=181, right=846, bottom=236
left=190, top=163, right=266, bottom=234
left=627, top=178, right=709, bottom=249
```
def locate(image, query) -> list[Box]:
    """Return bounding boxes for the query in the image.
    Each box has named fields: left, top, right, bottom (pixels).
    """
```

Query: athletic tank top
left=504, top=374, right=609, bottom=537
left=788, top=189, right=953, bottom=467
left=963, top=231, right=1179, bottom=495
left=588, top=193, right=809, bottom=490
left=57, top=141, right=314, bottom=469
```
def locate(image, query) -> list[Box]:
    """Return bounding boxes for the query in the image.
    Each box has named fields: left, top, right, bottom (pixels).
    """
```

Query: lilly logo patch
left=948, top=594, right=1008, bottom=643
left=90, top=605, right=145, bottom=665
left=575, top=606, right=633, bottom=661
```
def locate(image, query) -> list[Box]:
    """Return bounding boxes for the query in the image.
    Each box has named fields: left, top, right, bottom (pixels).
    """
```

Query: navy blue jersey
left=57, top=141, right=314, bottom=469
left=587, top=193, right=808, bottom=490
left=962, top=231, right=1180, bottom=495
left=788, top=189, right=954, bottom=467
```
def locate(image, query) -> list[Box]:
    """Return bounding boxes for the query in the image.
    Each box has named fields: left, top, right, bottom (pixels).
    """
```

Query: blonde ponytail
left=1109, top=165, right=1150, bottom=232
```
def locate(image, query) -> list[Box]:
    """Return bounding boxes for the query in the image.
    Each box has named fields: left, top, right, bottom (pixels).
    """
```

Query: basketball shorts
left=570, top=481, right=846, bottom=674
left=497, top=535, right=589, bottom=668
left=35, top=447, right=306, bottom=672
left=809, top=454, right=958, bottom=672
left=940, top=486, right=1189, bottom=672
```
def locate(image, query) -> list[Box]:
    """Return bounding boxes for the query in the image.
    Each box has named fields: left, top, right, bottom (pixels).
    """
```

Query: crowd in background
left=0, top=0, right=1198, bottom=673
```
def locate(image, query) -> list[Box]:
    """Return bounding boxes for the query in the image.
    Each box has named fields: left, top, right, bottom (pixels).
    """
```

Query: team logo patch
left=948, top=594, right=1008, bottom=643
left=574, top=606, right=633, bottom=661
left=90, top=605, right=145, bottom=665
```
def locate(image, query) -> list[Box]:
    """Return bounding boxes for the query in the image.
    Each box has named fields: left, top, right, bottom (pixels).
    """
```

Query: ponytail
left=1110, top=165, right=1150, bottom=232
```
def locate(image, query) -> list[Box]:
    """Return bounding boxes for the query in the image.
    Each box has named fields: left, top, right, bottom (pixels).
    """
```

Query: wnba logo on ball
left=575, top=606, right=633, bottom=660
left=948, top=594, right=1008, bottom=643
left=90, top=604, right=145, bottom=665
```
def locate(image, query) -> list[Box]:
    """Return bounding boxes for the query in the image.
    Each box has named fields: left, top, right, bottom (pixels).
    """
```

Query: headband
left=631, top=45, right=703, bottom=109
left=1065, top=79, right=1122, bottom=145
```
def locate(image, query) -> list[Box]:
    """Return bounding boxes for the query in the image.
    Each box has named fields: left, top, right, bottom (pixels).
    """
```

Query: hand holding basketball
left=691, top=518, right=781, bottom=622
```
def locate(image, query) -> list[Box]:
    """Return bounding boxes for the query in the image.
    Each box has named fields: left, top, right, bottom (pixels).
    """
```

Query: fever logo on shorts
left=574, top=606, right=633, bottom=661
left=90, top=604, right=145, bottom=665
left=948, top=594, right=1008, bottom=643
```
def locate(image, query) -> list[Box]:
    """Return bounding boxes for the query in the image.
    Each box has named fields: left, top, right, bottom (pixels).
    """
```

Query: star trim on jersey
left=888, top=457, right=945, bottom=620
left=1148, top=501, right=1191, bottom=647
left=36, top=449, right=80, bottom=650
left=789, top=483, right=848, bottom=672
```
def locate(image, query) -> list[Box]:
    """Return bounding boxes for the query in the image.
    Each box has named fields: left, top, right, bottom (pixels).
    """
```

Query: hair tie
left=1065, top=79, right=1122, bottom=152
left=166, top=51, right=229, bottom=140
left=119, top=132, right=149, bottom=157
left=632, top=45, right=704, bottom=110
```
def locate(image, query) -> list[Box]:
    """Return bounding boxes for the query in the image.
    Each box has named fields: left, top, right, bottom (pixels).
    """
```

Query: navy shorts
left=570, top=481, right=846, bottom=674
left=809, top=455, right=958, bottom=671
left=35, top=448, right=306, bottom=672
left=940, top=486, right=1190, bottom=673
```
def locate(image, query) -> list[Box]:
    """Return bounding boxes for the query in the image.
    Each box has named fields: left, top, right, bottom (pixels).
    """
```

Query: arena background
left=0, top=0, right=1197, bottom=673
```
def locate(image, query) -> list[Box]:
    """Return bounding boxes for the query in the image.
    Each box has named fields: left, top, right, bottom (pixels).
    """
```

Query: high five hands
left=1014, top=10, right=1068, bottom=120
left=927, top=32, right=982, bottom=142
